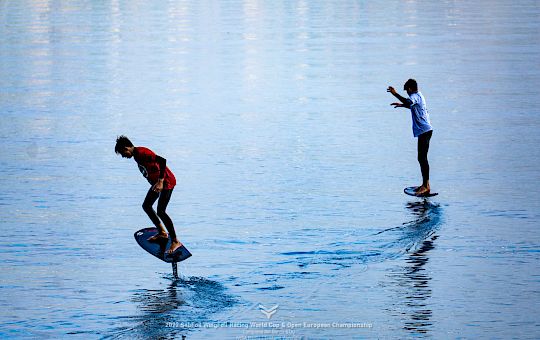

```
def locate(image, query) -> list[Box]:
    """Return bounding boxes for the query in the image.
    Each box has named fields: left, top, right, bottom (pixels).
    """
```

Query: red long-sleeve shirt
left=133, top=147, right=176, bottom=190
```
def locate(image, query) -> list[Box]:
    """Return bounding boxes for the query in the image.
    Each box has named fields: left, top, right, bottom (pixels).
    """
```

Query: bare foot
left=147, top=232, right=168, bottom=243
left=167, top=239, right=183, bottom=254
left=415, top=185, right=430, bottom=196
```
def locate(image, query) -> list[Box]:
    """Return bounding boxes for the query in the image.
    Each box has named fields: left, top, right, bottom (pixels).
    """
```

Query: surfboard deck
left=134, top=227, right=192, bottom=263
left=404, top=186, right=438, bottom=197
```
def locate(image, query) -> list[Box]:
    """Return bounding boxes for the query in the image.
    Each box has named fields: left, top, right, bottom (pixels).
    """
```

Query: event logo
left=257, top=304, right=279, bottom=319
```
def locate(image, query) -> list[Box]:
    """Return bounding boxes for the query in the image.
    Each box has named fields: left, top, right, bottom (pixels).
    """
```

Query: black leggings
left=142, top=188, right=177, bottom=239
left=417, top=130, right=433, bottom=185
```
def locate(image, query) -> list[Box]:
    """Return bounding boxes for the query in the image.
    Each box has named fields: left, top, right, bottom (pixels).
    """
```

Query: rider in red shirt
left=115, top=135, right=182, bottom=254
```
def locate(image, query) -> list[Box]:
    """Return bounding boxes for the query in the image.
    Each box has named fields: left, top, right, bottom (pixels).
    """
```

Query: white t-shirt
left=408, top=91, right=433, bottom=137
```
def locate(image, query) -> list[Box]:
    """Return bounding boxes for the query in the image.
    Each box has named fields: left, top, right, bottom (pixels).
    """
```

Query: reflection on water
left=403, top=235, right=437, bottom=333
left=132, top=280, right=185, bottom=315
left=385, top=200, right=441, bottom=335
left=106, top=277, right=236, bottom=339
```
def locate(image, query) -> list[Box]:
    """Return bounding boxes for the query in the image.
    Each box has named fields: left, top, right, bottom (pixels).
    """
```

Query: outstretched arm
left=387, top=86, right=411, bottom=108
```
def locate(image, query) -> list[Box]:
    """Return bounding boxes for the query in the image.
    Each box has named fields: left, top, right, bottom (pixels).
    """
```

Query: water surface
left=1, top=0, right=539, bottom=338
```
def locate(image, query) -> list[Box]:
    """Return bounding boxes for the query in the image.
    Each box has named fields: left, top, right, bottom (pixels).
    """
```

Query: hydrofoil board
left=404, top=186, right=438, bottom=197
left=134, top=227, right=192, bottom=263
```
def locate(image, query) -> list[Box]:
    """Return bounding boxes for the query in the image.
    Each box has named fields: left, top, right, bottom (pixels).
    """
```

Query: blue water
left=1, top=0, right=540, bottom=339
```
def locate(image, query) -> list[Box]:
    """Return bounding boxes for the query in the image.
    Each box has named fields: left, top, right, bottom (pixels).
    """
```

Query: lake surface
left=1, top=0, right=540, bottom=338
